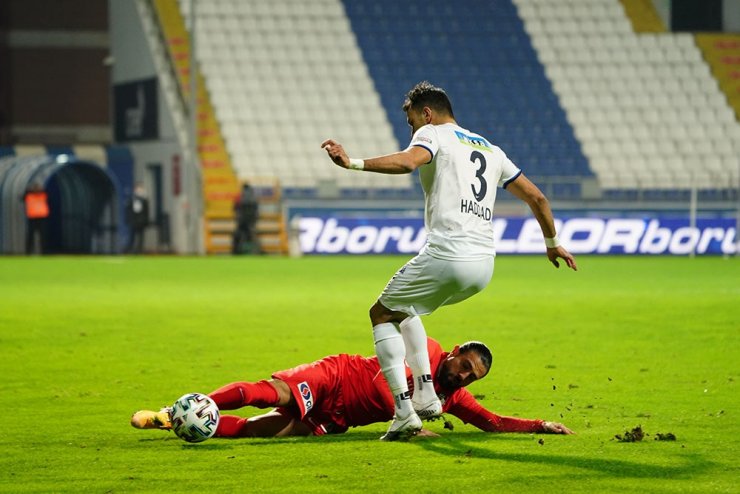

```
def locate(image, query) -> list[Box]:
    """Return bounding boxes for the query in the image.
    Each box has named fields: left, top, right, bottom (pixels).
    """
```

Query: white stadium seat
left=514, top=0, right=740, bottom=190
left=177, top=0, right=407, bottom=190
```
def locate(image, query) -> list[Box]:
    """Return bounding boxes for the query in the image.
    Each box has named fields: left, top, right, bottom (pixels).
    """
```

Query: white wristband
left=348, top=158, right=365, bottom=171
left=544, top=236, right=560, bottom=248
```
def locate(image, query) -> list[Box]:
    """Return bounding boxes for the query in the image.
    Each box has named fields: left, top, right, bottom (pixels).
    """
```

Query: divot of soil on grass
left=614, top=426, right=644, bottom=442
left=612, top=425, right=676, bottom=443
left=614, top=427, right=678, bottom=443
left=654, top=432, right=676, bottom=441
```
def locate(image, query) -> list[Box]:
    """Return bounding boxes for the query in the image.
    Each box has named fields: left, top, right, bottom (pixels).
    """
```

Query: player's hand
left=542, top=421, right=574, bottom=434
left=321, top=139, right=350, bottom=169
left=415, top=428, right=440, bottom=438
left=547, top=246, right=577, bottom=271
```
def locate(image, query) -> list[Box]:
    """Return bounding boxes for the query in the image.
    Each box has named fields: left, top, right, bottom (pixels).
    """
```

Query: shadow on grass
left=135, top=430, right=713, bottom=480
left=414, top=433, right=714, bottom=480
left=135, top=430, right=384, bottom=448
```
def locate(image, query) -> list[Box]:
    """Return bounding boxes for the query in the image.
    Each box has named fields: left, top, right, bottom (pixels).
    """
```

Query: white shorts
left=378, top=252, right=494, bottom=316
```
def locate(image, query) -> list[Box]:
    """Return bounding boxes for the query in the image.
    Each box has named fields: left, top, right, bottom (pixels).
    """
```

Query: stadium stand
left=161, top=0, right=737, bottom=216
left=3, top=1, right=737, bottom=258
left=514, top=0, right=740, bottom=197
left=171, top=0, right=606, bottom=201
left=175, top=0, right=411, bottom=197
left=150, top=0, right=242, bottom=253
left=342, top=0, right=592, bottom=200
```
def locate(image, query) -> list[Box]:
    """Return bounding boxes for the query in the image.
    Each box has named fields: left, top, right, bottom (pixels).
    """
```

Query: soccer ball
left=170, top=393, right=220, bottom=443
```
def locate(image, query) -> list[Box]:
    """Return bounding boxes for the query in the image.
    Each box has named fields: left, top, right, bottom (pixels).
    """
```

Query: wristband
left=544, top=236, right=560, bottom=248
left=348, top=158, right=365, bottom=171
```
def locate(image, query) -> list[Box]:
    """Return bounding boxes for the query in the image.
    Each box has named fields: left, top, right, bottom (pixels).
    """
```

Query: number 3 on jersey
left=469, top=151, right=488, bottom=202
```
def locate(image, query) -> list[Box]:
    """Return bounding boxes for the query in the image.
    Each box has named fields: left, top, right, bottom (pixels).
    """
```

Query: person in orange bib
left=23, top=182, right=50, bottom=254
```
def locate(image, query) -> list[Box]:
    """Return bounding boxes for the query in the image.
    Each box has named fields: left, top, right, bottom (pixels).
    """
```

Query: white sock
left=373, top=323, right=414, bottom=417
left=399, top=316, right=436, bottom=403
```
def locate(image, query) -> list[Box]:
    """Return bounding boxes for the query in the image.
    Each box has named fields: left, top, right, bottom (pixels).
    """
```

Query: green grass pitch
left=0, top=255, right=738, bottom=493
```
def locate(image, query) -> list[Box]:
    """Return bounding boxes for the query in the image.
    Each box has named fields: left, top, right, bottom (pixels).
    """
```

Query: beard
left=437, top=368, right=462, bottom=390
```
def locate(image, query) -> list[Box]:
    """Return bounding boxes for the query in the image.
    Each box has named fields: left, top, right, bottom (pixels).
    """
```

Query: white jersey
left=409, top=123, right=521, bottom=260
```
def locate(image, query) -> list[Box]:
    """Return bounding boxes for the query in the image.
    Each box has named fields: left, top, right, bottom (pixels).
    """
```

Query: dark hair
left=458, top=341, right=493, bottom=375
left=402, top=81, right=454, bottom=117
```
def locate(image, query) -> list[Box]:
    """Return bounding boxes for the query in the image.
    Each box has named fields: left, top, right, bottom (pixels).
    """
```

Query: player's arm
left=505, top=174, right=577, bottom=271
left=448, top=391, right=573, bottom=434
left=321, top=139, right=431, bottom=174
left=452, top=403, right=545, bottom=433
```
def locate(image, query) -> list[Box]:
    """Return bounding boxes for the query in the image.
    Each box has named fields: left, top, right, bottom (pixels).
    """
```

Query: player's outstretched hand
left=415, top=429, right=440, bottom=438
left=547, top=246, right=577, bottom=271
left=321, top=139, right=350, bottom=169
left=542, top=421, right=574, bottom=434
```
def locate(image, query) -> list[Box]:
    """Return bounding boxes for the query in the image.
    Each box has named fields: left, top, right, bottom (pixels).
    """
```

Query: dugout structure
left=0, top=154, right=121, bottom=254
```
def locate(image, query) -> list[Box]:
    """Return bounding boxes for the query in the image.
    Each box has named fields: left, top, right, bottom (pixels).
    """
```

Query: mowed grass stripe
left=0, top=256, right=737, bottom=493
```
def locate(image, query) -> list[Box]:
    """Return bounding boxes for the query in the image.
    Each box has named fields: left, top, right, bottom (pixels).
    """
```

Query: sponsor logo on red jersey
left=298, top=381, right=314, bottom=413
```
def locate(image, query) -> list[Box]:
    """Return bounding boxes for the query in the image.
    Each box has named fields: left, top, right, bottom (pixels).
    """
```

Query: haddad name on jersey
left=460, top=198, right=492, bottom=220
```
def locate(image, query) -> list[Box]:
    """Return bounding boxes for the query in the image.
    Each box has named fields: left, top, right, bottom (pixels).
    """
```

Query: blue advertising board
left=298, top=216, right=737, bottom=255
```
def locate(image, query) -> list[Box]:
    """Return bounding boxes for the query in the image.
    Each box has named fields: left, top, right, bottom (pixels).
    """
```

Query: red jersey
left=274, top=337, right=543, bottom=435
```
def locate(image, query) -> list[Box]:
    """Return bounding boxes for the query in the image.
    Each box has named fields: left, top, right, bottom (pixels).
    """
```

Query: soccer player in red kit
left=131, top=338, right=573, bottom=438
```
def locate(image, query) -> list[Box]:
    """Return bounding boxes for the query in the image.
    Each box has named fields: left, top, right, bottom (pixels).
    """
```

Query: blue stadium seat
left=342, top=0, right=593, bottom=182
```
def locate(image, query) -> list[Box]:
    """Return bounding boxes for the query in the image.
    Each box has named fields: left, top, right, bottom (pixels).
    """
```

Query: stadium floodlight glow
left=55, top=154, right=70, bottom=164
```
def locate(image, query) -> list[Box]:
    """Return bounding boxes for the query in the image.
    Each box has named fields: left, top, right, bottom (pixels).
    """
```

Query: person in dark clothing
left=126, top=183, right=149, bottom=254
left=232, top=183, right=260, bottom=254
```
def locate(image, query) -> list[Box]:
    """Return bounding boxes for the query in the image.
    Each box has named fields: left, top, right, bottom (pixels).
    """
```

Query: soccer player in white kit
left=322, top=81, right=577, bottom=441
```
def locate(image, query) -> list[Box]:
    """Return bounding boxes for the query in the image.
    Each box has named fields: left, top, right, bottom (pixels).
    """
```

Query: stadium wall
left=108, top=0, right=189, bottom=254
left=0, top=0, right=110, bottom=144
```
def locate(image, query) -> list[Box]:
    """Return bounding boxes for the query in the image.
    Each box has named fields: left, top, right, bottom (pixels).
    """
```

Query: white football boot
left=379, top=412, right=423, bottom=441
left=412, top=396, right=443, bottom=420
